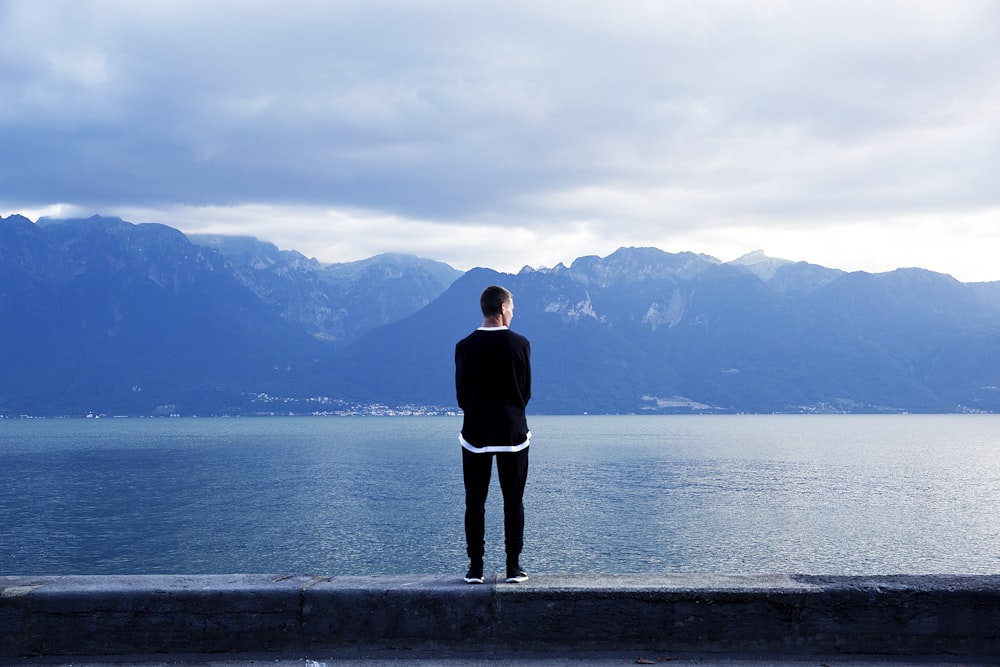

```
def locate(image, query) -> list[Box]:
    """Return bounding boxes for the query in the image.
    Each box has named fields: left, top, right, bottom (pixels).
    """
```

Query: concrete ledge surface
left=2, top=574, right=999, bottom=659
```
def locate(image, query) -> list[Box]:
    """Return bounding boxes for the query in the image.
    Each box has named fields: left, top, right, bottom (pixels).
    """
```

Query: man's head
left=480, top=285, right=514, bottom=325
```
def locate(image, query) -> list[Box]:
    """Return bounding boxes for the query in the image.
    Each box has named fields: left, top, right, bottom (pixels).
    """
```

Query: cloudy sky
left=2, top=1, right=999, bottom=280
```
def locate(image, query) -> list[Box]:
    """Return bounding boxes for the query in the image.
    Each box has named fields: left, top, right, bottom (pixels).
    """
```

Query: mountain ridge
left=2, top=214, right=999, bottom=416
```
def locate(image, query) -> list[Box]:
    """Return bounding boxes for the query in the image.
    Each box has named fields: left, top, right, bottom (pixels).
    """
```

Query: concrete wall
left=2, top=573, right=999, bottom=659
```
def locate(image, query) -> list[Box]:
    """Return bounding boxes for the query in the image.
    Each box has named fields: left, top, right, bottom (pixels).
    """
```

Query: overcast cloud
left=2, top=0, right=999, bottom=280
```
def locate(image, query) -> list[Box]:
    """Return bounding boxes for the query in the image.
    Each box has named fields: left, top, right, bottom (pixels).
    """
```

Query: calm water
left=1, top=414, right=999, bottom=577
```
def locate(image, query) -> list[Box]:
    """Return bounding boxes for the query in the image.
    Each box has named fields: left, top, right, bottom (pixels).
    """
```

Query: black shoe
left=505, top=564, right=528, bottom=583
left=464, top=562, right=484, bottom=584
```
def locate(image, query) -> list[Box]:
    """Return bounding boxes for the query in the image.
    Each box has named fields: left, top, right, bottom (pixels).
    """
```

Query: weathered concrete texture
left=495, top=574, right=1000, bottom=655
left=2, top=574, right=999, bottom=659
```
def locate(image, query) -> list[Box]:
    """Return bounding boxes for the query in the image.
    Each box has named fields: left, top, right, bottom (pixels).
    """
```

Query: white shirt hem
left=459, top=432, right=531, bottom=454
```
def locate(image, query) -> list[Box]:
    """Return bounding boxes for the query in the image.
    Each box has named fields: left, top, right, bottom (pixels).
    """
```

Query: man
left=455, top=285, right=532, bottom=584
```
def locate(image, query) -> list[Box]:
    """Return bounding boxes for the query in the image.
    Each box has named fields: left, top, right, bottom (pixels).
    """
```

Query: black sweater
left=455, top=327, right=531, bottom=450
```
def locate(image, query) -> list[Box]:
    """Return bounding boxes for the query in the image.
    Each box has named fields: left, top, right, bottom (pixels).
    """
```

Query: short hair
left=480, top=285, right=513, bottom=317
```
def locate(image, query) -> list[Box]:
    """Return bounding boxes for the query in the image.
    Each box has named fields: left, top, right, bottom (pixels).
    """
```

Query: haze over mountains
left=2, top=214, right=999, bottom=417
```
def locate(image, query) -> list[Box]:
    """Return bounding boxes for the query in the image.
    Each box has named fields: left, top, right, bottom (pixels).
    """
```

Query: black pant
left=462, top=446, right=529, bottom=564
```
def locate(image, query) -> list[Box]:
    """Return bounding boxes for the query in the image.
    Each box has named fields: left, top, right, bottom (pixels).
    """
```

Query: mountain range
left=2, top=214, right=999, bottom=416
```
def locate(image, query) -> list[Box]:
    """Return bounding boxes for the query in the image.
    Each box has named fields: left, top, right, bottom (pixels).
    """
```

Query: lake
left=1, top=414, right=998, bottom=577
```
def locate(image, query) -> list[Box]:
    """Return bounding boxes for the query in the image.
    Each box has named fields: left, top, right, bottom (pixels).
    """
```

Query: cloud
left=1, top=0, right=999, bottom=279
